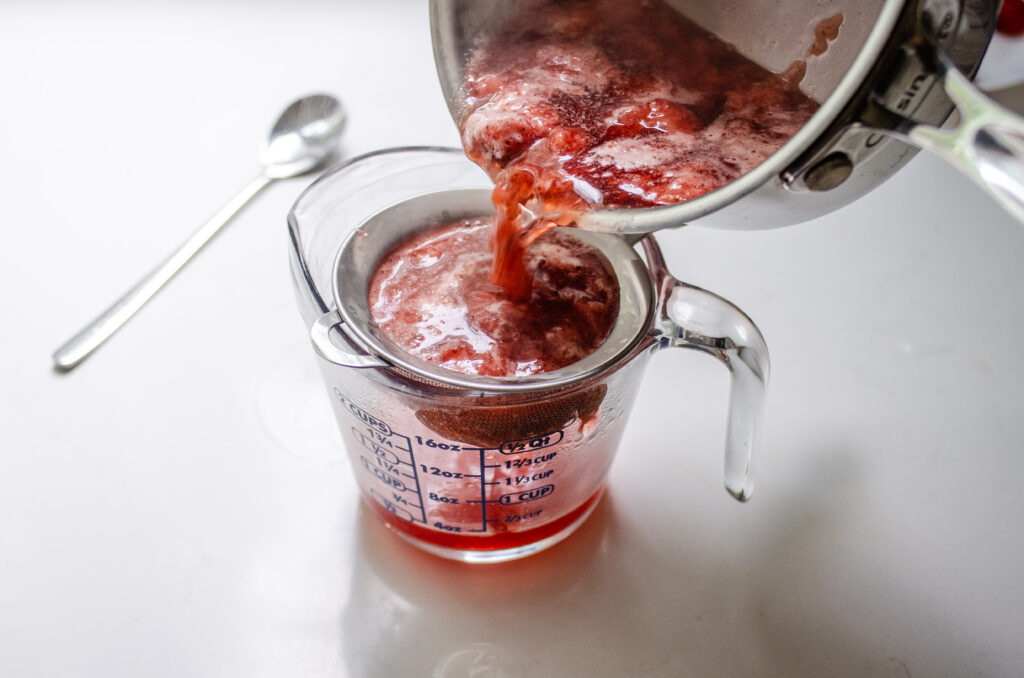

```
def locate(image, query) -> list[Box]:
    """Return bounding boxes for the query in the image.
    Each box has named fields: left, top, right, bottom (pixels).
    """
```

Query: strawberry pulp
left=460, top=0, right=820, bottom=295
left=368, top=217, right=620, bottom=377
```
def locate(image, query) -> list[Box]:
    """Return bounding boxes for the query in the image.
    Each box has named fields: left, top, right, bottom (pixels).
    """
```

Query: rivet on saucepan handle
left=311, top=309, right=390, bottom=369
left=803, top=152, right=854, bottom=192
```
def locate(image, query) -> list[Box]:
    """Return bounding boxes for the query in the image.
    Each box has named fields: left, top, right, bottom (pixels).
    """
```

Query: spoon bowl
left=262, top=94, right=347, bottom=178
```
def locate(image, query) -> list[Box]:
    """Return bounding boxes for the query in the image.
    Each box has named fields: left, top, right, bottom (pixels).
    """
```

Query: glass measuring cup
left=288, top=147, right=768, bottom=562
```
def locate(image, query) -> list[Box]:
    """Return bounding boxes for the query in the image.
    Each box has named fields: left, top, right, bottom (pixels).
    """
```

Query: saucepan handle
left=901, top=51, right=1024, bottom=225
left=643, top=239, right=769, bottom=502
left=311, top=308, right=389, bottom=369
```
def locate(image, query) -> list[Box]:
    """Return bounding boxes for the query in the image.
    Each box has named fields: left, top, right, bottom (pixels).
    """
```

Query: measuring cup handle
left=643, top=239, right=768, bottom=502
left=311, top=309, right=389, bottom=369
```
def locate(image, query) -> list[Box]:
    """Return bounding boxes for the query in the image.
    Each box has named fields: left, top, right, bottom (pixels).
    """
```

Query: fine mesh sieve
left=328, top=188, right=656, bottom=394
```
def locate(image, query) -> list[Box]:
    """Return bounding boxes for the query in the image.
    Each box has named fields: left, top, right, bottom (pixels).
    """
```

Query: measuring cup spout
left=642, top=238, right=769, bottom=501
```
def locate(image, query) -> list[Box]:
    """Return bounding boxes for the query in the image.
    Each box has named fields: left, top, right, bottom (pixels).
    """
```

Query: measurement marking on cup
left=499, top=484, right=555, bottom=505
left=354, top=428, right=403, bottom=464
left=418, top=465, right=466, bottom=479
left=369, top=489, right=417, bottom=523
left=505, top=511, right=544, bottom=523
left=504, top=470, right=554, bottom=485
left=361, top=456, right=411, bottom=491
left=336, top=391, right=391, bottom=436
left=477, top=448, right=487, bottom=532
left=503, top=452, right=557, bottom=469
left=462, top=448, right=490, bottom=533
left=413, top=436, right=465, bottom=452
left=337, top=392, right=425, bottom=524
left=388, top=490, right=422, bottom=511
left=499, top=431, right=563, bottom=455
left=336, top=392, right=574, bottom=536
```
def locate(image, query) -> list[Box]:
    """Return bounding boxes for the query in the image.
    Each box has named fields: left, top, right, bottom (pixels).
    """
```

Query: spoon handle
left=53, top=173, right=274, bottom=371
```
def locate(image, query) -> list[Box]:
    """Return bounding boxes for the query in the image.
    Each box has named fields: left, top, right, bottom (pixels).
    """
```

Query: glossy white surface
left=3, top=2, right=1024, bottom=676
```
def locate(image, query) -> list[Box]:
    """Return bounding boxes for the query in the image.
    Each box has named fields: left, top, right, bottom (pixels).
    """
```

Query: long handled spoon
left=53, top=93, right=346, bottom=371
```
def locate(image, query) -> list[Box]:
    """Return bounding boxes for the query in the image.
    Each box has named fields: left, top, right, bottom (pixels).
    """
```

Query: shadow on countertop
left=336, top=440, right=1017, bottom=677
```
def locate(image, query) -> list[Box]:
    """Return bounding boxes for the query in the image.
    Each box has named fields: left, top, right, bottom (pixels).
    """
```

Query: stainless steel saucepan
left=430, top=0, right=1024, bottom=232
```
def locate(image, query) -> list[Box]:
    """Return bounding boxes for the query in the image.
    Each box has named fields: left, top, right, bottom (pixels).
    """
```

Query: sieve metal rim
left=329, top=188, right=657, bottom=394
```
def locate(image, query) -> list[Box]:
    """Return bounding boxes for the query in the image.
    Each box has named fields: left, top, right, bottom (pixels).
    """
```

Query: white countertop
left=3, top=2, right=1024, bottom=676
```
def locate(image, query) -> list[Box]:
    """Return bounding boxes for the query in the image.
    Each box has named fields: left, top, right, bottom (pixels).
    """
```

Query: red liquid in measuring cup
left=460, top=0, right=819, bottom=294
left=367, top=486, right=606, bottom=554
left=368, top=217, right=619, bottom=377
